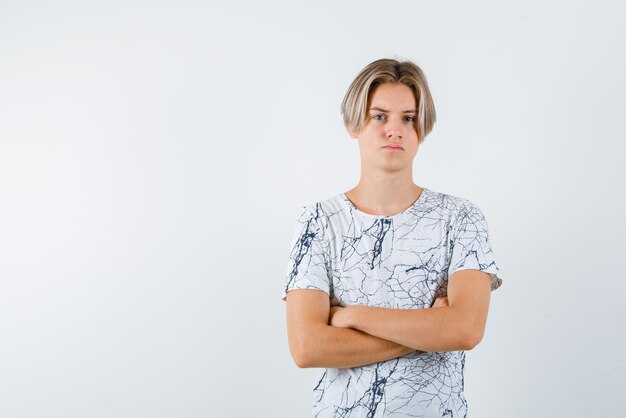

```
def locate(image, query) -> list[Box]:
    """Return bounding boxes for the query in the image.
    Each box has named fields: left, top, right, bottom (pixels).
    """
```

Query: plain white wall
left=1, top=0, right=624, bottom=417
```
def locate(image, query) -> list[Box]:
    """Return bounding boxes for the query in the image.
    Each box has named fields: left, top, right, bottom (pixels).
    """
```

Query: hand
left=329, top=305, right=352, bottom=328
left=431, top=296, right=449, bottom=308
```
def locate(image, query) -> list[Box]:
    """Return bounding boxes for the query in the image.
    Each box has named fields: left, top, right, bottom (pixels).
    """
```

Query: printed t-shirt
left=282, top=187, right=503, bottom=418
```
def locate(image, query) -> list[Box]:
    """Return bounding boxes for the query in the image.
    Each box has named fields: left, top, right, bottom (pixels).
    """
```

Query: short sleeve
left=281, top=205, right=332, bottom=301
left=448, top=202, right=503, bottom=292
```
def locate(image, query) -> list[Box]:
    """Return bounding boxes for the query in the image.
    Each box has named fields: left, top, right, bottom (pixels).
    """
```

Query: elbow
left=292, top=355, right=310, bottom=369
left=288, top=323, right=330, bottom=368
left=460, top=332, right=483, bottom=351
left=458, top=321, right=485, bottom=351
left=289, top=335, right=316, bottom=368
left=292, top=351, right=312, bottom=369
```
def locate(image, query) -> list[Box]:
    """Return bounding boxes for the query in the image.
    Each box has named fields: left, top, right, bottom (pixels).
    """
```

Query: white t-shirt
left=282, top=187, right=503, bottom=418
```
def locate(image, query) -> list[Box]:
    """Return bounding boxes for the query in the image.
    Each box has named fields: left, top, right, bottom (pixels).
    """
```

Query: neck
left=345, top=171, right=423, bottom=216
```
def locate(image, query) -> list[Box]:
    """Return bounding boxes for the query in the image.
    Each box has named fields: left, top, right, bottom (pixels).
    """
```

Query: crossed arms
left=285, top=269, right=492, bottom=368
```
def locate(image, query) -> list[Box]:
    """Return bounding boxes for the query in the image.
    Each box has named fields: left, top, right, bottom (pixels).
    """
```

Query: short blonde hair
left=340, top=58, right=436, bottom=144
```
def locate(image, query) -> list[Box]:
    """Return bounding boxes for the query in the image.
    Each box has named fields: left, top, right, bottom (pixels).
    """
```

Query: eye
left=372, top=114, right=386, bottom=121
left=404, top=116, right=415, bottom=122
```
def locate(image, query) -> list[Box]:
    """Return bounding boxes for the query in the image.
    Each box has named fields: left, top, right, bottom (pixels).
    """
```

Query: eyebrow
left=369, top=107, right=416, bottom=113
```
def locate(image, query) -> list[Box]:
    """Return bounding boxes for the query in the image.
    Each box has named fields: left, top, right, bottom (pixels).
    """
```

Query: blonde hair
left=340, top=58, right=436, bottom=144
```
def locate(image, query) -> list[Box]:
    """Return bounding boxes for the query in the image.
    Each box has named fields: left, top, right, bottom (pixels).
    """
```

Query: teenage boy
left=283, top=58, right=503, bottom=418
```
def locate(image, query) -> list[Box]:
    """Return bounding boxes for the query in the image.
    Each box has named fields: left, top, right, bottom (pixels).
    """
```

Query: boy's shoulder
left=430, top=187, right=482, bottom=212
left=296, top=192, right=347, bottom=218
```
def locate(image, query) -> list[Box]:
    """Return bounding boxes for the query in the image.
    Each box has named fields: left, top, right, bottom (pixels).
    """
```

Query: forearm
left=347, top=305, right=471, bottom=352
left=298, top=324, right=416, bottom=369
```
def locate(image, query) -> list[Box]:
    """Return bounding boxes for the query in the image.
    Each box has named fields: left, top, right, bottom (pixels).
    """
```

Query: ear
left=348, top=129, right=358, bottom=139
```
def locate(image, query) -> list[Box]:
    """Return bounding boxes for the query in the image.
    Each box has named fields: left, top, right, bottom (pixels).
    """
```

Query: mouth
left=384, top=145, right=404, bottom=150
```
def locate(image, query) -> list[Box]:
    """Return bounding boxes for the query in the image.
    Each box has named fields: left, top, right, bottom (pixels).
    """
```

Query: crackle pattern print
left=282, top=187, right=503, bottom=418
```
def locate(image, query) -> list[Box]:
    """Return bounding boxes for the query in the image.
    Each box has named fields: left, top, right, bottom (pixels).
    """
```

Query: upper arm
left=285, top=289, right=330, bottom=367
left=447, top=201, right=503, bottom=293
left=446, top=201, right=503, bottom=349
left=447, top=269, right=492, bottom=349
left=281, top=206, right=332, bottom=301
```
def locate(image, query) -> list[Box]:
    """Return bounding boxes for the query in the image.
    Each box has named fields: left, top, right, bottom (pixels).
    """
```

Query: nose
left=385, top=117, right=404, bottom=139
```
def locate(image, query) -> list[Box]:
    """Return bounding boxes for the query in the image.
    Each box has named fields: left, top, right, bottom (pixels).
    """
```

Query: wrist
left=347, top=305, right=360, bottom=329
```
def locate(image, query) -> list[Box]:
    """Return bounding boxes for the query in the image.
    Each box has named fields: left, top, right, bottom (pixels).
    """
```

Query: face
left=349, top=82, right=419, bottom=174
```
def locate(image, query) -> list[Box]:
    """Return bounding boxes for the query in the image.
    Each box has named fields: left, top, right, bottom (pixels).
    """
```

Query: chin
left=377, top=162, right=409, bottom=171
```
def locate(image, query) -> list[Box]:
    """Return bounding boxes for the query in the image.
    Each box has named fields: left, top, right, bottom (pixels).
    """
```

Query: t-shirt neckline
left=341, top=187, right=429, bottom=219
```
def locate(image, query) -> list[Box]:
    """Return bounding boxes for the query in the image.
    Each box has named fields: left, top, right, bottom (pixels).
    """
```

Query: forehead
left=368, top=83, right=416, bottom=110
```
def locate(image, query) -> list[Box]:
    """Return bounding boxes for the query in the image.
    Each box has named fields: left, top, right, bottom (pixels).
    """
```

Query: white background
left=1, top=1, right=624, bottom=417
